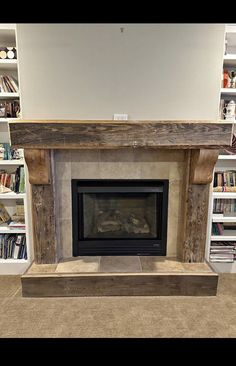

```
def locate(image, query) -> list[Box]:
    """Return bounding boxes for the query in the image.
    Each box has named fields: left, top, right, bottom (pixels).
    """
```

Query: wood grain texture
left=24, top=149, right=51, bottom=184
left=190, top=149, right=219, bottom=184
left=183, top=184, right=210, bottom=262
left=177, top=150, right=191, bottom=261
left=31, top=151, right=58, bottom=264
left=21, top=272, right=218, bottom=297
left=9, top=120, right=233, bottom=149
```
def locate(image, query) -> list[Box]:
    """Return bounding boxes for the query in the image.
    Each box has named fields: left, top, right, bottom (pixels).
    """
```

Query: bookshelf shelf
left=212, top=215, right=236, bottom=222
left=0, top=259, right=28, bottom=263
left=212, top=192, right=236, bottom=199
left=218, top=155, right=236, bottom=160
left=223, top=54, right=236, bottom=65
left=0, top=192, right=25, bottom=199
left=220, top=88, right=236, bottom=94
left=0, top=59, right=17, bottom=70
left=0, top=92, right=19, bottom=98
left=0, top=226, right=26, bottom=234
left=0, top=160, right=24, bottom=165
left=211, top=235, right=236, bottom=241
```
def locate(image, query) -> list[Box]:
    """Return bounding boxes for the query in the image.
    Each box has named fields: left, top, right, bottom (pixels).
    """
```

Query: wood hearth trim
left=9, top=120, right=233, bottom=149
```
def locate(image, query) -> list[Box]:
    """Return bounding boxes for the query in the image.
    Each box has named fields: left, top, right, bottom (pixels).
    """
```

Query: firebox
left=72, top=179, right=168, bottom=256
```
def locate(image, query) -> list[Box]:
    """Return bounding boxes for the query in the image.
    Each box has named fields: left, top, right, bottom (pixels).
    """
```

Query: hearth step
left=21, top=272, right=218, bottom=297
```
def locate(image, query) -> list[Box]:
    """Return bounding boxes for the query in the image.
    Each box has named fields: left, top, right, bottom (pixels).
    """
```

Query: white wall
left=16, top=24, right=225, bottom=120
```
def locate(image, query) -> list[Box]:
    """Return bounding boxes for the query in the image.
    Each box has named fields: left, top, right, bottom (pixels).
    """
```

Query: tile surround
left=55, top=149, right=185, bottom=259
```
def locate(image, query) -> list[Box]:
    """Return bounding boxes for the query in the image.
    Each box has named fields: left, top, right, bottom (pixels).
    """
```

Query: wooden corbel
left=189, top=149, right=219, bottom=185
left=24, top=149, right=51, bottom=185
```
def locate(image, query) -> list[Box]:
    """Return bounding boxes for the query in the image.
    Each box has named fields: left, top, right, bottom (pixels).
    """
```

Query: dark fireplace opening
left=72, top=179, right=168, bottom=256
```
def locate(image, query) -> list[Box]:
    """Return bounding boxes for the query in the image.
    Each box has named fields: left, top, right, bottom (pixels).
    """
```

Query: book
left=0, top=203, right=11, bottom=224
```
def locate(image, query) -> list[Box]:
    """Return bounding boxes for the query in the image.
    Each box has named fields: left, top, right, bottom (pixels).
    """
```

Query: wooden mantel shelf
left=9, top=120, right=233, bottom=149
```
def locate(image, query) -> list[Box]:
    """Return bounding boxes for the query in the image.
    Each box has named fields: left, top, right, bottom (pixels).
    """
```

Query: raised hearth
left=22, top=256, right=218, bottom=297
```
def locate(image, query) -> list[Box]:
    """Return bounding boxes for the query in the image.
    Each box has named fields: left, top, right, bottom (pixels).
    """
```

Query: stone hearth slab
left=99, top=256, right=142, bottom=273
left=56, top=257, right=100, bottom=273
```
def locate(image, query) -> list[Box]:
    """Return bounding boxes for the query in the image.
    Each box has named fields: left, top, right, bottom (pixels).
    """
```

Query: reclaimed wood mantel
left=8, top=120, right=233, bottom=264
left=9, top=119, right=233, bottom=149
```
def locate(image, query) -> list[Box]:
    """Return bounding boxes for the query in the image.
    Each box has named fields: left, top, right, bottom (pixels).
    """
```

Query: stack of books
left=0, top=75, right=18, bottom=93
left=0, top=234, right=26, bottom=259
left=210, top=242, right=235, bottom=263
left=0, top=166, right=25, bottom=193
left=213, top=170, right=236, bottom=192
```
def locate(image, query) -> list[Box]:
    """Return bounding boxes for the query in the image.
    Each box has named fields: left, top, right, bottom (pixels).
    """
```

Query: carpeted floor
left=0, top=274, right=235, bottom=338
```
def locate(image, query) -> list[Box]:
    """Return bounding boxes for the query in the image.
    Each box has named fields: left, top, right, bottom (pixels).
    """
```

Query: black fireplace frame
left=72, top=179, right=169, bottom=256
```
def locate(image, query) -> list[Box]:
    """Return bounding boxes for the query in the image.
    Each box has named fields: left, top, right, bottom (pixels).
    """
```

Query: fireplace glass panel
left=82, top=192, right=159, bottom=239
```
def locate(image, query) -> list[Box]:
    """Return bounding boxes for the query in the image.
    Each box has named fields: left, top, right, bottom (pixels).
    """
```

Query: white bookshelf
left=0, top=23, right=32, bottom=274
left=206, top=24, right=236, bottom=273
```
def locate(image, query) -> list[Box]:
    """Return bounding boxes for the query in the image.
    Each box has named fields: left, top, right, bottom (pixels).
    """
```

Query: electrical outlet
left=113, top=114, right=128, bottom=120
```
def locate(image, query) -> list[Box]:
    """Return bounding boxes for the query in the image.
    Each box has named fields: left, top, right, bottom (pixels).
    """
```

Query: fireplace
left=72, top=179, right=169, bottom=256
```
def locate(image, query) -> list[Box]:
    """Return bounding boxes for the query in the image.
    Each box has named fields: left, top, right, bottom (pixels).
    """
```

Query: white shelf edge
left=212, top=215, right=236, bottom=222
left=0, top=160, right=24, bottom=165
left=0, top=259, right=28, bottom=263
left=221, top=88, right=236, bottom=94
left=0, top=192, right=26, bottom=199
left=0, top=59, right=17, bottom=64
left=212, top=192, right=236, bottom=198
left=0, top=92, right=19, bottom=98
left=0, top=228, right=26, bottom=234
left=218, top=155, right=236, bottom=159
left=211, top=235, right=236, bottom=241
left=0, top=118, right=20, bottom=122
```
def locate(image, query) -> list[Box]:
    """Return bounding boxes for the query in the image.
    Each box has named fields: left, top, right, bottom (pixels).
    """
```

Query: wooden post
left=180, top=149, right=219, bottom=262
left=24, top=149, right=58, bottom=264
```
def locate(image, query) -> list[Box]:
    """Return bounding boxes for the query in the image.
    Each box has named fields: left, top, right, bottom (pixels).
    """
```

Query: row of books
left=0, top=100, right=20, bottom=118
left=214, top=171, right=236, bottom=187
left=0, top=234, right=27, bottom=260
left=213, top=199, right=236, bottom=215
left=0, top=166, right=25, bottom=193
left=0, top=143, right=24, bottom=160
left=210, top=241, right=236, bottom=263
left=212, top=222, right=236, bottom=235
left=0, top=75, right=18, bottom=93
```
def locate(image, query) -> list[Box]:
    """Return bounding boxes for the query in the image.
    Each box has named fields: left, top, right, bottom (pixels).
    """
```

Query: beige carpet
left=0, top=274, right=235, bottom=338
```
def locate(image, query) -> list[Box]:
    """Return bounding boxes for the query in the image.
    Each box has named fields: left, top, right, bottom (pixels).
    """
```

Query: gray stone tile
left=71, top=150, right=100, bottom=162
left=56, top=257, right=100, bottom=273
left=140, top=256, right=185, bottom=272
left=99, top=256, right=142, bottom=272
left=27, top=263, right=58, bottom=274
left=56, top=180, right=72, bottom=220
left=59, top=219, right=72, bottom=258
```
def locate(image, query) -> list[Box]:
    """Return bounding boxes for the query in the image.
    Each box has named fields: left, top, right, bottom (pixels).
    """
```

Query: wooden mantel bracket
left=24, top=149, right=51, bottom=185
left=189, top=149, right=219, bottom=185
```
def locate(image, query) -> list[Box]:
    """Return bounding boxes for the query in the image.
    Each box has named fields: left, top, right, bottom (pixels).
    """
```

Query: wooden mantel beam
left=9, top=120, right=233, bottom=150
